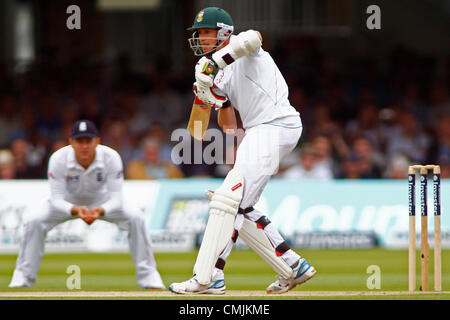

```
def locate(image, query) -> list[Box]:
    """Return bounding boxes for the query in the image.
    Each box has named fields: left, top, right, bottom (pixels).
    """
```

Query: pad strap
left=238, top=206, right=254, bottom=214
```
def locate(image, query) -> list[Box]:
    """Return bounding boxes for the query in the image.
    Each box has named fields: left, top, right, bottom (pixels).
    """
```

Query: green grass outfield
left=0, top=249, right=449, bottom=300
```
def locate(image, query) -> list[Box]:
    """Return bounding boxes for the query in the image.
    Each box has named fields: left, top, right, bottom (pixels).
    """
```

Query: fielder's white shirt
left=214, top=35, right=300, bottom=129
left=47, top=144, right=124, bottom=216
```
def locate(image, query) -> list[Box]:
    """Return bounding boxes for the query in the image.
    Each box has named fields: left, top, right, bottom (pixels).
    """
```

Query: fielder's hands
left=89, top=207, right=105, bottom=223
left=71, top=205, right=104, bottom=225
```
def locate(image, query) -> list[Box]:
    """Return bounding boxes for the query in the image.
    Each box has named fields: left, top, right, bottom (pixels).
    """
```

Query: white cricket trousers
left=215, top=119, right=303, bottom=276
left=9, top=200, right=162, bottom=288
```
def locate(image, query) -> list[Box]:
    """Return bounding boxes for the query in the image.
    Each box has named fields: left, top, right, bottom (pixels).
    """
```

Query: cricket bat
left=187, top=96, right=212, bottom=141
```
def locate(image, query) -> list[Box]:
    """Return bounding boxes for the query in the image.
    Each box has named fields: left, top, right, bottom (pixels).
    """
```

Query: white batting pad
left=239, top=218, right=293, bottom=279
left=194, top=169, right=244, bottom=284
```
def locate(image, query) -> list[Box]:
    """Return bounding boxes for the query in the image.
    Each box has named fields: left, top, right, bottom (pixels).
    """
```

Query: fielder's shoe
left=8, top=270, right=33, bottom=288
left=169, top=276, right=226, bottom=295
left=8, top=282, right=32, bottom=288
left=266, top=258, right=316, bottom=294
left=143, top=271, right=166, bottom=290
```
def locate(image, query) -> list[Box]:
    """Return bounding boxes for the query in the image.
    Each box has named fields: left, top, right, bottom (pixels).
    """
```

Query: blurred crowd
left=0, top=44, right=449, bottom=180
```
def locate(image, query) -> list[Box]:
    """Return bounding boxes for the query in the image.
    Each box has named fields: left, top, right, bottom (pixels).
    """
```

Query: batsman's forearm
left=218, top=105, right=237, bottom=133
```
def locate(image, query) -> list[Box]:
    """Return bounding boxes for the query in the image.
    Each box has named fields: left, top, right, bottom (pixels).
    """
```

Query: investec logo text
left=433, top=175, right=440, bottom=215
left=408, top=175, right=414, bottom=215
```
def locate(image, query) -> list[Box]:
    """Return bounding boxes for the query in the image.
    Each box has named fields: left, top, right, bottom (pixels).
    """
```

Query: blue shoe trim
left=208, top=279, right=225, bottom=289
left=296, top=260, right=311, bottom=279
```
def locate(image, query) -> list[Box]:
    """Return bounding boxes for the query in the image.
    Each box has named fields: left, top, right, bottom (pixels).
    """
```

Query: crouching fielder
left=169, top=7, right=316, bottom=295
left=9, top=120, right=165, bottom=289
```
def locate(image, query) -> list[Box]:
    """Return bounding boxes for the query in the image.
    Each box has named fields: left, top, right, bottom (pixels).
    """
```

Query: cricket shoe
left=8, top=282, right=32, bottom=288
left=169, top=276, right=226, bottom=295
left=143, top=271, right=166, bottom=290
left=8, top=270, right=34, bottom=288
left=266, top=258, right=316, bottom=294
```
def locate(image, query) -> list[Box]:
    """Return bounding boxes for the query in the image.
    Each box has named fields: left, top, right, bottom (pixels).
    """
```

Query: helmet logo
left=197, top=11, right=204, bottom=22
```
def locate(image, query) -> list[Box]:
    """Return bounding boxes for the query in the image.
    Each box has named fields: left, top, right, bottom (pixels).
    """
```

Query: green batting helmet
left=188, top=7, right=233, bottom=31
left=188, top=7, right=234, bottom=56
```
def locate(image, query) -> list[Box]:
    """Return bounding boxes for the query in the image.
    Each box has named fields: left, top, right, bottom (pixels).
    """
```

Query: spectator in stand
left=377, top=105, right=402, bottom=155
left=307, top=102, right=341, bottom=140
left=352, top=136, right=385, bottom=178
left=0, top=95, right=22, bottom=147
left=345, top=103, right=383, bottom=151
left=101, top=119, right=136, bottom=167
left=9, top=139, right=44, bottom=179
left=306, top=102, right=350, bottom=167
left=311, top=134, right=340, bottom=178
left=384, top=154, right=410, bottom=179
left=336, top=153, right=363, bottom=179
left=282, top=143, right=333, bottom=180
left=142, top=123, right=173, bottom=163
left=311, top=135, right=333, bottom=172
left=0, top=149, right=16, bottom=179
left=386, top=110, right=430, bottom=164
left=126, top=137, right=184, bottom=179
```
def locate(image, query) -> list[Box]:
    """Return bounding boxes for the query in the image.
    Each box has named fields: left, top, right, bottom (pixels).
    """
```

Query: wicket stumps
left=408, top=165, right=441, bottom=292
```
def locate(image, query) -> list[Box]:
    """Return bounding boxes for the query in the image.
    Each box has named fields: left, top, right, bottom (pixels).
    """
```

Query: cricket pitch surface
left=1, top=290, right=449, bottom=299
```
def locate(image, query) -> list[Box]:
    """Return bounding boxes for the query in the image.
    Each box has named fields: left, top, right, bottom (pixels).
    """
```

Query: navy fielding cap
left=70, top=120, right=99, bottom=139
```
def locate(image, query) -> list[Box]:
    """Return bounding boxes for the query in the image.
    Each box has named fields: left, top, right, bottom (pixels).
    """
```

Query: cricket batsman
left=169, top=7, right=316, bottom=294
left=9, top=120, right=165, bottom=289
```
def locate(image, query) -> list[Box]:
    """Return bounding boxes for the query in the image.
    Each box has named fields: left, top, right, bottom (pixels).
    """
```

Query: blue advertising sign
left=148, top=178, right=450, bottom=248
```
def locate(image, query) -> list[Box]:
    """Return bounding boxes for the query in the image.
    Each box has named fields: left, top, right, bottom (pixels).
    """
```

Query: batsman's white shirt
left=214, top=37, right=300, bottom=130
left=214, top=38, right=303, bottom=209
left=48, top=144, right=123, bottom=214
left=9, top=144, right=164, bottom=289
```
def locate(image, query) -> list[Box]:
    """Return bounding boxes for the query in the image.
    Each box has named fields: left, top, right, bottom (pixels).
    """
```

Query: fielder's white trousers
left=216, top=118, right=303, bottom=275
left=9, top=200, right=163, bottom=288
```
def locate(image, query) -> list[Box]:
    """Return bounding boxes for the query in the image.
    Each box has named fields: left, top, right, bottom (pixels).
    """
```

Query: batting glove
left=195, top=56, right=219, bottom=88
left=193, top=82, right=231, bottom=109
